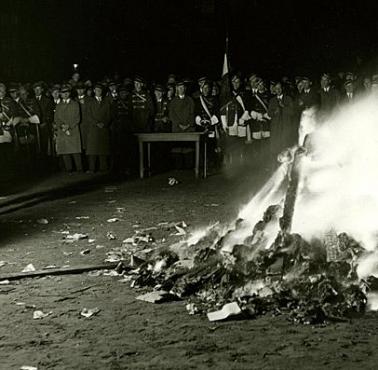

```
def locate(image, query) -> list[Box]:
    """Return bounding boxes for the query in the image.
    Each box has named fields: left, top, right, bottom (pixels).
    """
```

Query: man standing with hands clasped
left=86, top=83, right=112, bottom=173
left=54, top=84, right=83, bottom=173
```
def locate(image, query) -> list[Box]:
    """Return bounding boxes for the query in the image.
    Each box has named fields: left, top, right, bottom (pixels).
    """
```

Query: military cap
left=321, top=73, right=331, bottom=80
left=202, top=79, right=213, bottom=88
left=344, top=79, right=353, bottom=87
left=248, top=73, right=258, bottom=81
left=231, top=72, right=242, bottom=82
left=270, top=80, right=280, bottom=87
left=75, top=81, right=86, bottom=90
left=8, top=82, right=19, bottom=92
left=50, top=84, right=61, bottom=92
left=108, top=80, right=117, bottom=87
left=119, top=86, right=129, bottom=93
left=176, top=80, right=186, bottom=87
left=32, top=81, right=45, bottom=89
left=154, top=84, right=165, bottom=92
left=123, top=77, right=132, bottom=85
left=197, top=76, right=208, bottom=84
left=301, top=76, right=311, bottom=82
left=60, top=84, right=71, bottom=93
left=94, top=82, right=105, bottom=90
left=134, top=75, right=145, bottom=84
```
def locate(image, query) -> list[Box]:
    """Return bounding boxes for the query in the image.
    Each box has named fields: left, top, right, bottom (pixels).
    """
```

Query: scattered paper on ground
left=22, top=264, right=36, bottom=273
left=107, top=218, right=121, bottom=223
left=37, top=218, right=49, bottom=225
left=66, top=233, right=88, bottom=241
left=33, top=310, right=52, bottom=320
left=136, top=291, right=172, bottom=303
left=80, top=307, right=101, bottom=318
left=207, top=302, right=242, bottom=322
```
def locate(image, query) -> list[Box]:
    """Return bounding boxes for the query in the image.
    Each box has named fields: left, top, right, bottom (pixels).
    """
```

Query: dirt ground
left=1, top=167, right=378, bottom=370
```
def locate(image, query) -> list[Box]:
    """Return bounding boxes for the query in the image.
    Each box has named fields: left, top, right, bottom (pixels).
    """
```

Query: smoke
left=292, top=94, right=378, bottom=253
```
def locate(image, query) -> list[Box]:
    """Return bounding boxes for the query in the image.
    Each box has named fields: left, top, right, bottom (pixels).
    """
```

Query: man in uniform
left=130, top=76, right=154, bottom=133
left=112, top=86, right=132, bottom=174
left=245, top=76, right=271, bottom=164
left=86, top=83, right=112, bottom=173
left=194, top=79, right=221, bottom=170
left=54, top=85, right=83, bottom=173
left=0, top=83, right=14, bottom=170
left=153, top=85, right=170, bottom=132
left=219, top=73, right=249, bottom=166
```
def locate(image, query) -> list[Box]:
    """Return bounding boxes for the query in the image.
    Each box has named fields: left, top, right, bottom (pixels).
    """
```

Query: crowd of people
left=0, top=69, right=375, bottom=177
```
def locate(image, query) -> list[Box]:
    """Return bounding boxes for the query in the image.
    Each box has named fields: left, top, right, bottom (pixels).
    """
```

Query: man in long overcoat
left=54, top=85, right=83, bottom=172
left=268, top=82, right=297, bottom=164
left=75, top=82, right=94, bottom=153
left=32, top=81, right=54, bottom=156
left=86, top=83, right=112, bottom=172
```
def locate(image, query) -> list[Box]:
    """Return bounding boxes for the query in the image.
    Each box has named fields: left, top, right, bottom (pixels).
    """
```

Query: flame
left=292, top=94, right=378, bottom=253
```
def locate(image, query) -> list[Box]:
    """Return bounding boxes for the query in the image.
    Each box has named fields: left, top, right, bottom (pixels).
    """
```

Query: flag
left=220, top=37, right=232, bottom=111
left=222, top=46, right=229, bottom=77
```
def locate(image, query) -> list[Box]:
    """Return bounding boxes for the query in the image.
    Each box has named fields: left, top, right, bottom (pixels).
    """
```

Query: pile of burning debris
left=110, top=206, right=375, bottom=325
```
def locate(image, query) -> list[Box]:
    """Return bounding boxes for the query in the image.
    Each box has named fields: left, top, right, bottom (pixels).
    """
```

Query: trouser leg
left=88, top=155, right=97, bottom=172
left=99, top=155, right=108, bottom=171
left=62, top=154, right=73, bottom=172
left=72, top=153, right=83, bottom=172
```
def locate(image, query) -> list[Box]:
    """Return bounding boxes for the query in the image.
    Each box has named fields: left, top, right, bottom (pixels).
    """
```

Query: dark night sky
left=1, top=0, right=378, bottom=83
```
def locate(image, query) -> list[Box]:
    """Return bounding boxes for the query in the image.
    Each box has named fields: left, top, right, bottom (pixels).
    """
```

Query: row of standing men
left=0, top=72, right=368, bottom=175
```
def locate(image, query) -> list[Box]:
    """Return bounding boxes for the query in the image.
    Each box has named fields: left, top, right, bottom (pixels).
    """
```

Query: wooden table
left=135, top=132, right=207, bottom=179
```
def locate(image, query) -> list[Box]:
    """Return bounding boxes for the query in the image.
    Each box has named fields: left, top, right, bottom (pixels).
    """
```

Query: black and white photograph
left=1, top=1, right=378, bottom=369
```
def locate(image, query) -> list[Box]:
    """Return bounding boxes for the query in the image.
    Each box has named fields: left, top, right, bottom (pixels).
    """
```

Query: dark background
left=1, top=0, right=378, bottom=83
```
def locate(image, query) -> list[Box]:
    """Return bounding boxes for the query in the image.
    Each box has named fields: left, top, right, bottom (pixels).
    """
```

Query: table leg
left=195, top=140, right=199, bottom=178
left=139, top=140, right=144, bottom=179
left=203, top=139, right=207, bottom=179
left=147, top=142, right=151, bottom=176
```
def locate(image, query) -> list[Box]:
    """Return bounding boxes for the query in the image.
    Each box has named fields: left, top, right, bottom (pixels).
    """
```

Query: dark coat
left=268, top=95, right=297, bottom=156
left=319, top=87, right=340, bottom=113
left=169, top=96, right=195, bottom=132
left=194, top=95, right=219, bottom=136
left=32, top=96, right=54, bottom=125
left=76, top=95, right=94, bottom=150
left=297, top=89, right=320, bottom=111
left=130, top=90, right=154, bottom=133
left=54, top=99, right=82, bottom=155
left=340, top=92, right=357, bottom=104
left=86, top=97, right=112, bottom=155
left=153, top=98, right=171, bottom=132
left=245, top=91, right=270, bottom=135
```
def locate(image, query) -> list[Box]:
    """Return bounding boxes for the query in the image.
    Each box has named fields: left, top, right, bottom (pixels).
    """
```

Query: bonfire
left=117, top=94, right=378, bottom=324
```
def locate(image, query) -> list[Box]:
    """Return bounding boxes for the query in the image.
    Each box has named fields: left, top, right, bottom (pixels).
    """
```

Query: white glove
left=211, top=115, right=219, bottom=125
left=250, top=111, right=258, bottom=120
left=263, top=113, right=271, bottom=120
left=220, top=115, right=227, bottom=131
left=241, top=111, right=251, bottom=121
left=195, top=116, right=202, bottom=126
